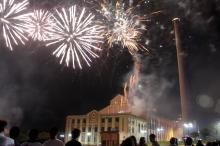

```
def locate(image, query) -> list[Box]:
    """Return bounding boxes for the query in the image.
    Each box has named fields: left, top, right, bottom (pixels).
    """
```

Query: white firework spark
left=100, top=0, right=148, bottom=55
left=47, top=5, right=105, bottom=69
left=0, top=0, right=29, bottom=50
left=26, top=9, right=54, bottom=41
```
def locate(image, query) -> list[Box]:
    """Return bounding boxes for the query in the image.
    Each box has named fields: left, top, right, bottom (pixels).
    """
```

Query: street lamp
left=214, top=122, right=220, bottom=138
left=183, top=123, right=193, bottom=135
left=87, top=132, right=92, bottom=136
left=157, top=128, right=164, bottom=141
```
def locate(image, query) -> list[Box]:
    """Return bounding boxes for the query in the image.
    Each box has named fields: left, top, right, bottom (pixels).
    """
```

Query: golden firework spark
left=100, top=0, right=148, bottom=55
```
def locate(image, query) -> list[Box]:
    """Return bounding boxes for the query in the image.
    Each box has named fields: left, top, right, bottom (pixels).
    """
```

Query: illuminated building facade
left=65, top=95, right=178, bottom=145
left=65, top=62, right=182, bottom=145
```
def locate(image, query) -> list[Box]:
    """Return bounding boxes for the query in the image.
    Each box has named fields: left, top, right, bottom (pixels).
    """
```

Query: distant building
left=65, top=94, right=180, bottom=146
left=65, top=62, right=183, bottom=146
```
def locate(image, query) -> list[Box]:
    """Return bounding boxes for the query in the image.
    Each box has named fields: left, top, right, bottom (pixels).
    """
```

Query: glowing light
left=99, top=0, right=148, bottom=54
left=0, top=0, right=29, bottom=50
left=47, top=6, right=104, bottom=69
left=26, top=9, right=54, bottom=41
left=157, top=127, right=164, bottom=132
left=183, top=123, right=193, bottom=128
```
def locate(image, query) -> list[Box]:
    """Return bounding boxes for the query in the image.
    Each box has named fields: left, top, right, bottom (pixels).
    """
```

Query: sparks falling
left=100, top=0, right=148, bottom=55
left=0, top=0, right=29, bottom=50
left=26, top=9, right=54, bottom=41
left=47, top=5, right=105, bottom=69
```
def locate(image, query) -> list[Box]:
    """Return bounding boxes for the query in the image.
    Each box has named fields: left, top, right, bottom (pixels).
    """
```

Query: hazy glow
left=100, top=0, right=148, bottom=54
left=26, top=9, right=54, bottom=41
left=183, top=123, right=193, bottom=128
left=47, top=6, right=104, bottom=69
left=0, top=0, right=29, bottom=50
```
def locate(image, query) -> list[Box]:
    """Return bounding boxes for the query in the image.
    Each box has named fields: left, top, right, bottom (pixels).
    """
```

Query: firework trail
left=99, top=0, right=148, bottom=55
left=25, top=9, right=54, bottom=41
left=0, top=0, right=29, bottom=50
left=46, top=5, right=105, bottom=69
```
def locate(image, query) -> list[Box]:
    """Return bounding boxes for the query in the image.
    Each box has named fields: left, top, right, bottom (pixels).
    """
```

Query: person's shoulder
left=5, top=136, right=14, bottom=143
left=66, top=140, right=81, bottom=146
left=65, top=141, right=72, bottom=146
left=43, top=140, right=50, bottom=145
left=75, top=141, right=81, bottom=146
left=54, top=139, right=64, bottom=146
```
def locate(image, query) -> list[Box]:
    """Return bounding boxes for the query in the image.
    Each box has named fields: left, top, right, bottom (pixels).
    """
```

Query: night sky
left=0, top=0, right=220, bottom=131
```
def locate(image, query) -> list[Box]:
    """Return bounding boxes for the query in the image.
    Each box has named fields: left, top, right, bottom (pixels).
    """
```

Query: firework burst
left=0, top=0, right=29, bottom=50
left=26, top=9, right=54, bottom=41
left=47, top=5, right=105, bottom=69
left=99, top=0, right=148, bottom=55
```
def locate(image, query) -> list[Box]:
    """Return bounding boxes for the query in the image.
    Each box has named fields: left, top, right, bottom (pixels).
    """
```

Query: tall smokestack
left=173, top=18, right=190, bottom=121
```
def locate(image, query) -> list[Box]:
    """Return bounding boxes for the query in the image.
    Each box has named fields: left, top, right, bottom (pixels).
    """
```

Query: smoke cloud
left=125, top=58, right=176, bottom=118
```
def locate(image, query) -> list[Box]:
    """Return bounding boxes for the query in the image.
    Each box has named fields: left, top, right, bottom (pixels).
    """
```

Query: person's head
left=49, top=127, right=58, bottom=139
left=170, top=137, right=178, bottom=146
left=0, top=120, right=7, bottom=134
left=9, top=126, right=20, bottom=139
left=185, top=137, right=193, bottom=146
left=139, top=137, right=146, bottom=145
left=149, top=134, right=156, bottom=142
left=170, top=137, right=176, bottom=145
left=121, top=137, right=133, bottom=146
left=130, top=136, right=137, bottom=146
left=197, top=140, right=202, bottom=144
left=29, top=129, right=39, bottom=141
left=71, top=129, right=80, bottom=140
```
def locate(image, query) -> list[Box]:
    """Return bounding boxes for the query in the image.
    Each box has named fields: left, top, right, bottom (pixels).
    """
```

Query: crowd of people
left=0, top=119, right=219, bottom=146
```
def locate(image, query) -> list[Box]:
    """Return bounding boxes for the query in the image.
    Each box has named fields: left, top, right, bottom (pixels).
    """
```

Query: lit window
left=77, top=119, right=80, bottom=124
left=88, top=135, right=91, bottom=143
left=88, top=127, right=91, bottom=132
left=81, top=133, right=85, bottom=142
left=94, top=135, right=97, bottom=142
left=72, top=119, right=75, bottom=124
left=94, top=127, right=98, bottom=132
left=101, top=127, right=105, bottom=132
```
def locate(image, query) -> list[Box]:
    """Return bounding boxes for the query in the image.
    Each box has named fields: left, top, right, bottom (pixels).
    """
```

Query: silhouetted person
left=212, top=142, right=218, bottom=146
left=10, top=126, right=20, bottom=146
left=170, top=137, right=178, bottom=146
left=130, top=136, right=138, bottom=146
left=196, top=140, right=204, bottom=146
left=43, top=127, right=64, bottom=146
left=139, top=137, right=147, bottom=146
left=0, top=120, right=14, bottom=146
left=21, top=129, right=42, bottom=146
left=121, top=137, right=134, bottom=146
left=149, top=134, right=160, bottom=146
left=185, top=137, right=193, bottom=146
left=65, top=129, right=81, bottom=146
